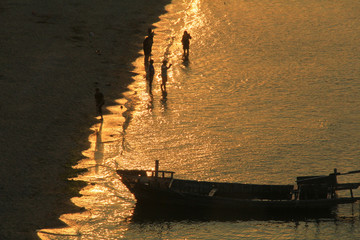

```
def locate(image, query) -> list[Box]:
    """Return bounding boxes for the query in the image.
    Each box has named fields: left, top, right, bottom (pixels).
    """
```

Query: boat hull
left=129, top=182, right=358, bottom=212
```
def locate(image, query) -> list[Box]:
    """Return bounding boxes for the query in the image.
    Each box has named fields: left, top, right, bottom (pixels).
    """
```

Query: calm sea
left=39, top=0, right=360, bottom=239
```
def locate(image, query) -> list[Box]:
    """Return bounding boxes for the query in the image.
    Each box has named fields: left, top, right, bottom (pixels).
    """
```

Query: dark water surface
left=39, top=0, right=360, bottom=239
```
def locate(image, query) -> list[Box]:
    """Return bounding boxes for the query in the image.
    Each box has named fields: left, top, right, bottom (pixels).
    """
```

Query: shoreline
left=0, top=0, right=171, bottom=239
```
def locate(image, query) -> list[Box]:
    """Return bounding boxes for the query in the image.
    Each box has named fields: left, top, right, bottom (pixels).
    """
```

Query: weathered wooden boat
left=117, top=161, right=360, bottom=214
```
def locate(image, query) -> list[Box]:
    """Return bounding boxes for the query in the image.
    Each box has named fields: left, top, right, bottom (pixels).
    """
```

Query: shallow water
left=39, top=0, right=360, bottom=239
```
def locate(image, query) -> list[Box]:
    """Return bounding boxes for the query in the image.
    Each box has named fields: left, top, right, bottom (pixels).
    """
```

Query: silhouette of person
left=161, top=59, right=172, bottom=92
left=147, top=59, right=155, bottom=93
left=143, top=28, right=154, bottom=66
left=95, top=88, right=105, bottom=120
left=181, top=30, right=192, bottom=57
left=147, top=27, right=154, bottom=38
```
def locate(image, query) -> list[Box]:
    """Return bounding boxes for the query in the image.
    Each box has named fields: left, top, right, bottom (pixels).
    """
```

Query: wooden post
left=155, top=160, right=159, bottom=178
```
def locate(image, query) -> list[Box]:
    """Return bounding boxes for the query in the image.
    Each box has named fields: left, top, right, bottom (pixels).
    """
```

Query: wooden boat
left=117, top=161, right=360, bottom=214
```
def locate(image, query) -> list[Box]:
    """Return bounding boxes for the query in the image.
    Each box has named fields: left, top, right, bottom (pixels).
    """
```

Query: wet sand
left=0, top=0, right=170, bottom=238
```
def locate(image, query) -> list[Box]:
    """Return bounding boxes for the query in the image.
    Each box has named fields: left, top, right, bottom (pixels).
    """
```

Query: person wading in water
left=161, top=59, right=172, bottom=92
left=143, top=28, right=154, bottom=67
left=181, top=30, right=192, bottom=57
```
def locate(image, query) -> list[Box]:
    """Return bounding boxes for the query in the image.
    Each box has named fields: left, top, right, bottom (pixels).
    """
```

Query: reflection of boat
left=117, top=161, right=360, bottom=215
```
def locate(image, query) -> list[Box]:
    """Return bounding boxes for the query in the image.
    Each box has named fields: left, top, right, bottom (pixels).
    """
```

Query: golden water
left=39, top=0, right=360, bottom=239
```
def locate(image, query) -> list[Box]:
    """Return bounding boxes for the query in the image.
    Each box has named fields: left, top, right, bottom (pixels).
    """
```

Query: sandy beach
left=0, top=0, right=170, bottom=238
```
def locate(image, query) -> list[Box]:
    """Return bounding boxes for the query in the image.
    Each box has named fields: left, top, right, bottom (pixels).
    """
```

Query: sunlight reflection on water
left=39, top=0, right=360, bottom=239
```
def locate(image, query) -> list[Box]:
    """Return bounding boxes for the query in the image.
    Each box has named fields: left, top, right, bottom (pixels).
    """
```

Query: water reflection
left=182, top=55, right=190, bottom=67
left=160, top=90, right=168, bottom=110
left=94, top=121, right=103, bottom=174
left=124, top=203, right=360, bottom=240
left=130, top=203, right=339, bottom=223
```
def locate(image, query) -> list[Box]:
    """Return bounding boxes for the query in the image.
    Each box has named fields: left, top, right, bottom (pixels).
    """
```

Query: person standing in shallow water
left=143, top=28, right=154, bottom=66
left=95, top=88, right=105, bottom=120
left=181, top=30, right=192, bottom=57
left=161, top=59, right=172, bottom=92
left=147, top=59, right=155, bottom=93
